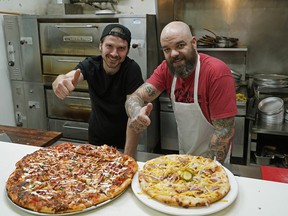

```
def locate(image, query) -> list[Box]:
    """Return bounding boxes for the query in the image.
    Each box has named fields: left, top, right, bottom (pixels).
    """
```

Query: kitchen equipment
left=197, top=28, right=239, bottom=48
left=253, top=73, right=288, bottom=89
left=159, top=94, right=179, bottom=152
left=3, top=14, right=160, bottom=152
left=231, top=70, right=242, bottom=80
left=216, top=37, right=239, bottom=48
left=254, top=153, right=271, bottom=165
left=284, top=154, right=288, bottom=167
left=258, top=97, right=284, bottom=124
left=284, top=108, right=288, bottom=122
left=231, top=70, right=242, bottom=90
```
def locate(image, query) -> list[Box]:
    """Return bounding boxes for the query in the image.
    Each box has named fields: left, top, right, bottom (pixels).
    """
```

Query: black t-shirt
left=76, top=56, right=143, bottom=149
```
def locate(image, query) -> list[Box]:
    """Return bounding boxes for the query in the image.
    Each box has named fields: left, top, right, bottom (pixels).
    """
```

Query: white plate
left=132, top=162, right=238, bottom=216
left=6, top=188, right=124, bottom=216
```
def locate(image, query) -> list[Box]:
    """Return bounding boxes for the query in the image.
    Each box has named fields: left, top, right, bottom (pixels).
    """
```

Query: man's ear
left=191, top=36, right=197, bottom=49
left=99, top=42, right=102, bottom=51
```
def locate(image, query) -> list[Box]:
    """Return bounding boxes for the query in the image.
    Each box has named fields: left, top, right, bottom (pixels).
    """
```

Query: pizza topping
left=181, top=170, right=193, bottom=181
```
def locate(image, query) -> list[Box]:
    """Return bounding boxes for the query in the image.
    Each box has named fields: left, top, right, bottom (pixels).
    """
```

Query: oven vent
left=5, top=19, right=17, bottom=30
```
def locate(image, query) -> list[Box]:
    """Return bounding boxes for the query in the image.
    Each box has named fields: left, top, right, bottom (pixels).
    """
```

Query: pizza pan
left=258, top=97, right=284, bottom=115
left=132, top=162, right=238, bottom=216
left=253, top=74, right=288, bottom=82
left=6, top=188, right=126, bottom=216
left=253, top=74, right=288, bottom=88
left=258, top=97, right=284, bottom=124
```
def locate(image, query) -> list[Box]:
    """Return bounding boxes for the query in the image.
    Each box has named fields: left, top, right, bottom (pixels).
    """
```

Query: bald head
left=160, top=21, right=193, bottom=45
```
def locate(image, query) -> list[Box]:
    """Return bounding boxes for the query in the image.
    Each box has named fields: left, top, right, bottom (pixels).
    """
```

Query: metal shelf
left=197, top=47, right=248, bottom=52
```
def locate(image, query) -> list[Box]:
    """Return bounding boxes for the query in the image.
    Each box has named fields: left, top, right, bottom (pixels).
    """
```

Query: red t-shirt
left=147, top=53, right=237, bottom=123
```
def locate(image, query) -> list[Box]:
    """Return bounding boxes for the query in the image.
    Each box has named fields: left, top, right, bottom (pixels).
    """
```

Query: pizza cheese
left=138, top=154, right=230, bottom=207
left=6, top=142, right=138, bottom=214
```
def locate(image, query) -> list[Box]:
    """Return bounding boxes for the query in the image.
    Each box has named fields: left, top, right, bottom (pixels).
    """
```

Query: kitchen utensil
left=253, top=73, right=288, bottom=88
left=201, top=28, right=239, bottom=48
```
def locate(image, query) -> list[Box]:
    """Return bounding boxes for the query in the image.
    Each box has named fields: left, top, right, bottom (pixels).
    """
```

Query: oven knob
left=8, top=61, right=15, bottom=66
left=20, top=40, right=26, bottom=45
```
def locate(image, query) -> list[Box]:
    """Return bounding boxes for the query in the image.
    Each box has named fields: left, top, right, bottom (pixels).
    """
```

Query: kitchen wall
left=170, top=0, right=288, bottom=76
left=0, top=0, right=156, bottom=126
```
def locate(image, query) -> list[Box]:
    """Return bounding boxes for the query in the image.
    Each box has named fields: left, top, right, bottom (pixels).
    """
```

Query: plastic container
left=254, top=153, right=271, bottom=165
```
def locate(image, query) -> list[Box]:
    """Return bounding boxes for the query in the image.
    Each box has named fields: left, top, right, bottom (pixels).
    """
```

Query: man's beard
left=167, top=50, right=197, bottom=78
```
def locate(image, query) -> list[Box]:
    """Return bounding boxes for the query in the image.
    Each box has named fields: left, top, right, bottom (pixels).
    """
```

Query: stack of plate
left=258, top=97, right=284, bottom=124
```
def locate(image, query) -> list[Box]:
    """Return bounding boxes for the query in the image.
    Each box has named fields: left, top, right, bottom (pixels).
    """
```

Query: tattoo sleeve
left=125, top=83, right=160, bottom=118
left=202, top=117, right=235, bottom=163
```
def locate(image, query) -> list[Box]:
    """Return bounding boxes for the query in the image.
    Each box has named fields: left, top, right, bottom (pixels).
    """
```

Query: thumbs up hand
left=128, top=103, right=153, bottom=133
left=52, top=69, right=82, bottom=100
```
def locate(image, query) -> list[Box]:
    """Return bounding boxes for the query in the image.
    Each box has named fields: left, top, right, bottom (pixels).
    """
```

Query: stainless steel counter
left=135, top=151, right=262, bottom=179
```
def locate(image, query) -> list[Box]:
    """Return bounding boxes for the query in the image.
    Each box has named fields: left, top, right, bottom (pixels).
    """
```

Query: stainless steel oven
left=4, top=14, right=160, bottom=151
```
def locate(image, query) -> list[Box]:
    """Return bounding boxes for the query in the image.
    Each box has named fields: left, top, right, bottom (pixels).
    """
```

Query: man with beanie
left=52, top=24, right=144, bottom=155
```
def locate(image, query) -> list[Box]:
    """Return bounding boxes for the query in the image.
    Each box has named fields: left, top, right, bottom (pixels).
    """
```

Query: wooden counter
left=0, top=125, right=62, bottom=147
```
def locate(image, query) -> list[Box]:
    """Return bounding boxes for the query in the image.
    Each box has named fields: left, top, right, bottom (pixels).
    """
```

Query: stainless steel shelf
left=252, top=120, right=288, bottom=136
left=197, top=47, right=248, bottom=52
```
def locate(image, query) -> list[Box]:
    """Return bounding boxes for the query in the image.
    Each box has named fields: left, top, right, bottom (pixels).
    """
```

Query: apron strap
left=194, top=54, right=200, bottom=103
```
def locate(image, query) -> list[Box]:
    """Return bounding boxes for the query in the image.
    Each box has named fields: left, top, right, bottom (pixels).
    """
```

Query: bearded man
left=124, top=21, right=237, bottom=164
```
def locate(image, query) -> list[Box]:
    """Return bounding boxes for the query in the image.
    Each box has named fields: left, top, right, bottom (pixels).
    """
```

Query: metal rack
left=246, top=87, right=288, bottom=165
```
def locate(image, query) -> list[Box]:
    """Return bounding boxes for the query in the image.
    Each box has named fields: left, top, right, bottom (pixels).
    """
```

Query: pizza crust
left=138, top=154, right=230, bottom=208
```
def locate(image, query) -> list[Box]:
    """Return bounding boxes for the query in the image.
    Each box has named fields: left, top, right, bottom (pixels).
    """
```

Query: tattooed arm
left=125, top=82, right=162, bottom=133
left=202, top=117, right=235, bottom=164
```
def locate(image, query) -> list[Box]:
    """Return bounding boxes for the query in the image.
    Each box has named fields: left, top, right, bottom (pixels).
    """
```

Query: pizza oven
left=3, top=14, right=160, bottom=152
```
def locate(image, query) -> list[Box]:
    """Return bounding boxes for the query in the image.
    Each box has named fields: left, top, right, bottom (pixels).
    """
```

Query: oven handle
left=68, top=104, right=91, bottom=111
left=63, top=122, right=88, bottom=131
left=67, top=95, right=90, bottom=101
left=55, top=24, right=98, bottom=28
left=57, top=59, right=81, bottom=63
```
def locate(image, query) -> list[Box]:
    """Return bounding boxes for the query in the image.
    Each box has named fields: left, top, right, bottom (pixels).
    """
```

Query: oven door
left=49, top=119, right=88, bottom=141
left=42, top=55, right=88, bottom=89
left=46, top=89, right=91, bottom=122
left=39, top=22, right=115, bottom=55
